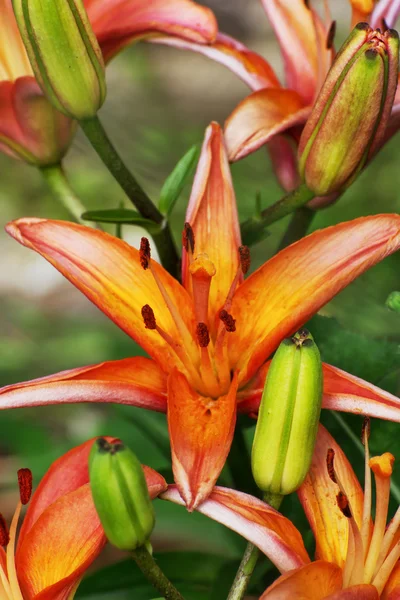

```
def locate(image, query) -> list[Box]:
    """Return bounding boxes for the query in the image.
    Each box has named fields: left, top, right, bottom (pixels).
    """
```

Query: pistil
left=196, top=323, right=221, bottom=398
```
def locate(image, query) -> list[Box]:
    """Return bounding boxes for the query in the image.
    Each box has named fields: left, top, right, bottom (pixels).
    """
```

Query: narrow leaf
left=159, top=145, right=199, bottom=216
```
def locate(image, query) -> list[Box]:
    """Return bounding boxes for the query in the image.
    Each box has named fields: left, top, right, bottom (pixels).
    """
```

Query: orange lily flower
left=2, top=122, right=400, bottom=510
left=162, top=423, right=400, bottom=599
left=0, top=0, right=216, bottom=164
left=0, top=437, right=166, bottom=599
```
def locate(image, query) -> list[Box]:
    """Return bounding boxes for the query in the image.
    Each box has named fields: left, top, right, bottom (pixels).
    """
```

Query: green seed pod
left=251, top=329, right=323, bottom=496
left=89, top=438, right=155, bottom=551
left=12, top=0, right=106, bottom=120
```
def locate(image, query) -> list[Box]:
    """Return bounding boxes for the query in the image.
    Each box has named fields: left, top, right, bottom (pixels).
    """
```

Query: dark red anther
left=141, top=304, right=157, bottom=329
left=220, top=309, right=236, bottom=333
left=361, top=417, right=371, bottom=445
left=326, top=21, right=336, bottom=50
left=239, top=246, right=251, bottom=275
left=139, top=237, right=151, bottom=270
left=18, top=468, right=32, bottom=505
left=196, top=322, right=210, bottom=347
left=182, top=222, right=195, bottom=254
left=326, top=448, right=337, bottom=483
left=0, top=514, right=9, bottom=547
left=337, top=491, right=352, bottom=518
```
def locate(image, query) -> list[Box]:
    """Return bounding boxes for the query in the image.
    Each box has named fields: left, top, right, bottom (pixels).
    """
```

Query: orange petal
left=260, top=0, right=333, bottom=105
left=16, top=484, right=105, bottom=600
left=383, top=560, right=400, bottom=599
left=229, top=215, right=400, bottom=386
left=162, top=485, right=309, bottom=572
left=149, top=32, right=280, bottom=92
left=167, top=368, right=238, bottom=510
left=261, top=561, right=342, bottom=599
left=351, top=0, right=376, bottom=27
left=6, top=219, right=196, bottom=372
left=85, top=0, right=217, bottom=62
left=0, top=357, right=167, bottom=412
left=224, top=88, right=310, bottom=161
left=326, top=584, right=379, bottom=599
left=182, top=122, right=241, bottom=327
left=298, top=425, right=364, bottom=568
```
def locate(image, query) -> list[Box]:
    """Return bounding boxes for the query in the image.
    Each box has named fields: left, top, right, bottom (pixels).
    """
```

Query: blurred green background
left=1, top=1, right=400, bottom=597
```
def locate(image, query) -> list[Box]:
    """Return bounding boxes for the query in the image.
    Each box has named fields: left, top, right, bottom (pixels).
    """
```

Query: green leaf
left=159, top=145, right=199, bottom=216
left=81, top=208, right=161, bottom=234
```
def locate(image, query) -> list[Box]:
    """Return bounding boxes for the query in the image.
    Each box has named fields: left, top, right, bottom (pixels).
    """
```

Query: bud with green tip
left=299, top=23, right=399, bottom=196
left=251, top=329, right=323, bottom=496
left=12, top=0, right=106, bottom=120
left=89, top=438, right=155, bottom=551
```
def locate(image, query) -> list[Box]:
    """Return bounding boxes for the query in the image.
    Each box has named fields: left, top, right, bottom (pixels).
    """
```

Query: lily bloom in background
left=2, top=122, right=400, bottom=510
left=0, top=0, right=216, bottom=164
left=162, top=423, right=400, bottom=599
left=0, top=437, right=166, bottom=599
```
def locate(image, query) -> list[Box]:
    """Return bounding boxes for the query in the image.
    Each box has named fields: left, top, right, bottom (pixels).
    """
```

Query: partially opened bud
left=299, top=23, right=399, bottom=196
left=251, top=330, right=323, bottom=496
left=89, top=438, right=155, bottom=551
left=12, top=0, right=106, bottom=120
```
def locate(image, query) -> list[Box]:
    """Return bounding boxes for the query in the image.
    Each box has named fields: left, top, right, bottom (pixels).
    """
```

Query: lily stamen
left=361, top=417, right=372, bottom=560
left=196, top=323, right=221, bottom=398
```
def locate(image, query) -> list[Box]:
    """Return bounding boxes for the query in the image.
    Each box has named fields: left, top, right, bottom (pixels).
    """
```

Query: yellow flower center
left=0, top=0, right=33, bottom=82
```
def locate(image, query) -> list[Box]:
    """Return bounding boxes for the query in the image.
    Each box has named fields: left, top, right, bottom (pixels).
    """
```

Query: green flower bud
left=299, top=23, right=399, bottom=196
left=89, top=438, right=155, bottom=551
left=12, top=0, right=106, bottom=120
left=251, top=329, right=323, bottom=496
left=386, top=291, right=400, bottom=313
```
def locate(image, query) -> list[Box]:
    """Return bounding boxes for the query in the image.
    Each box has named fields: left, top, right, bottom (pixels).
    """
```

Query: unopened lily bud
left=251, top=330, right=323, bottom=496
left=12, top=0, right=106, bottom=120
left=299, top=23, right=399, bottom=196
left=89, top=438, right=155, bottom=551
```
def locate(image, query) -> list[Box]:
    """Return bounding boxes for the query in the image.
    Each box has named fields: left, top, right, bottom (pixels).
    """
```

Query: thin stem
left=40, top=164, right=90, bottom=224
left=131, top=545, right=185, bottom=600
left=277, top=206, right=316, bottom=252
left=227, top=493, right=283, bottom=600
left=80, top=115, right=179, bottom=277
left=241, top=184, right=315, bottom=246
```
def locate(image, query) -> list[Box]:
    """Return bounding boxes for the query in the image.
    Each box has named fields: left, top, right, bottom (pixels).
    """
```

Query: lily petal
left=298, top=425, right=364, bottom=568
left=224, top=88, right=310, bottom=162
left=161, top=485, right=309, bottom=572
left=260, top=0, right=332, bottom=105
left=326, top=584, right=379, bottom=599
left=5, top=219, right=196, bottom=372
left=370, top=0, right=400, bottom=29
left=260, top=561, right=342, bottom=599
left=351, top=0, right=376, bottom=27
left=167, top=369, right=238, bottom=511
left=182, top=122, right=241, bottom=327
left=149, top=32, right=280, bottom=92
left=86, top=0, right=218, bottom=63
left=229, top=215, right=400, bottom=386
left=0, top=357, right=167, bottom=413
left=383, top=560, right=400, bottom=599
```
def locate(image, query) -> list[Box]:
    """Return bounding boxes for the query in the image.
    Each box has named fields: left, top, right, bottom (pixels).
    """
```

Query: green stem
left=40, top=164, right=90, bottom=224
left=241, top=184, right=315, bottom=246
left=227, top=493, right=283, bottom=600
left=131, top=545, right=185, bottom=600
left=277, top=206, right=316, bottom=252
left=80, top=115, right=179, bottom=277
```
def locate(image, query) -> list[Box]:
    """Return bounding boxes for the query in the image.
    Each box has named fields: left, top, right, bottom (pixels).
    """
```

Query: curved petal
left=370, top=0, right=400, bottom=29
left=17, top=484, right=105, bottom=600
left=149, top=32, right=280, bottom=92
left=86, top=0, right=217, bottom=63
left=182, top=122, right=241, bottom=327
left=298, top=425, right=364, bottom=568
left=229, top=215, right=400, bottom=386
left=5, top=219, right=196, bottom=372
left=161, top=485, right=309, bottom=572
left=268, top=135, right=301, bottom=192
left=326, top=584, right=379, bottom=599
left=167, top=369, right=238, bottom=511
left=260, top=0, right=332, bottom=105
left=261, top=561, right=342, bottom=599
left=0, top=357, right=167, bottom=413
left=383, top=560, right=400, bottom=599
left=237, top=362, right=400, bottom=422
left=224, top=88, right=310, bottom=162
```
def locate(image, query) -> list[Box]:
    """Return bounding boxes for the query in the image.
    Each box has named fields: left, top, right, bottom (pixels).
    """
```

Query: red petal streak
left=162, top=485, right=309, bottom=572
left=224, top=88, right=310, bottom=162
left=149, top=32, right=280, bottom=92
left=5, top=219, right=196, bottom=372
left=167, top=369, right=238, bottom=510
left=229, top=215, right=400, bottom=386
left=0, top=357, right=167, bottom=412
left=261, top=561, right=342, bottom=599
